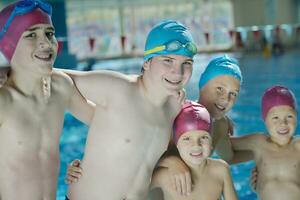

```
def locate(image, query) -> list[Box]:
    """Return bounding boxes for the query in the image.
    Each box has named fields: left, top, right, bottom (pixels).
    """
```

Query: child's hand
left=166, top=157, right=192, bottom=196
left=65, top=159, right=83, bottom=184
left=251, top=166, right=258, bottom=191
left=177, top=89, right=186, bottom=106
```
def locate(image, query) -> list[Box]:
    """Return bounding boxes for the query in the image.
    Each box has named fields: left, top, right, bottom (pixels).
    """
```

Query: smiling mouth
left=34, top=53, right=53, bottom=62
left=214, top=103, right=226, bottom=111
left=189, top=152, right=203, bottom=157
left=164, top=78, right=181, bottom=85
left=277, top=129, right=289, bottom=135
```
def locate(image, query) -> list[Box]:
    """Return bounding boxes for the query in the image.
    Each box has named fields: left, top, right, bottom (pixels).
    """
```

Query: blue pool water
left=57, top=50, right=300, bottom=199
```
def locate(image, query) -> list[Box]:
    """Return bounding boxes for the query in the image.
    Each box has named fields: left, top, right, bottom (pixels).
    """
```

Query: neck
left=268, top=136, right=292, bottom=147
left=138, top=75, right=169, bottom=107
left=187, top=159, right=208, bottom=180
left=8, top=68, right=52, bottom=101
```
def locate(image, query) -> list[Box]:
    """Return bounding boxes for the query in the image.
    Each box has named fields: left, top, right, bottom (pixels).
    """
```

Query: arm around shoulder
left=150, top=167, right=168, bottom=190
left=56, top=69, right=131, bottom=105
left=53, top=70, right=95, bottom=125
left=231, top=133, right=265, bottom=152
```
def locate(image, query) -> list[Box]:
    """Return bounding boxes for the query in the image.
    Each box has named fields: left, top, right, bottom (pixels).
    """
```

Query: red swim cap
left=262, top=86, right=297, bottom=120
left=0, top=1, right=52, bottom=62
left=173, top=101, right=211, bottom=145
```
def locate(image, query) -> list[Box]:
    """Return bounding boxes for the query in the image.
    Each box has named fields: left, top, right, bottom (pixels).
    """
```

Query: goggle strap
left=144, top=45, right=165, bottom=56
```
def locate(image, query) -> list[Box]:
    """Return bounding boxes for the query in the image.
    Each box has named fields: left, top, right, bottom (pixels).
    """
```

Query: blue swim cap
left=144, top=20, right=196, bottom=61
left=198, top=55, right=242, bottom=90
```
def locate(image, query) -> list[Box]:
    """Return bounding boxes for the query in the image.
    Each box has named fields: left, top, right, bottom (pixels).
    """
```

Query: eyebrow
left=161, top=56, right=194, bottom=62
left=218, top=83, right=240, bottom=92
left=26, top=26, right=55, bottom=32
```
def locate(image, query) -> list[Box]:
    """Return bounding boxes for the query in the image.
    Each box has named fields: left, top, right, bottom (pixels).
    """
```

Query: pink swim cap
left=173, top=101, right=211, bottom=145
left=262, top=86, right=297, bottom=120
left=0, top=1, right=52, bottom=62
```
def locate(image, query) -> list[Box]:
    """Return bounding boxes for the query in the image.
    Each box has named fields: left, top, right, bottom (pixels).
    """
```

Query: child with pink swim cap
left=150, top=101, right=238, bottom=200
left=0, top=1, right=94, bottom=199
left=231, top=85, right=300, bottom=200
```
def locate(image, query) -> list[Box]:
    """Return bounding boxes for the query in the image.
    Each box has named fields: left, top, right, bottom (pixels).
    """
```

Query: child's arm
left=231, top=133, right=264, bottom=153
left=156, top=154, right=192, bottom=196
left=213, top=117, right=234, bottom=163
left=68, top=78, right=96, bottom=125
left=222, top=162, right=238, bottom=200
left=57, top=69, right=130, bottom=105
left=150, top=167, right=168, bottom=190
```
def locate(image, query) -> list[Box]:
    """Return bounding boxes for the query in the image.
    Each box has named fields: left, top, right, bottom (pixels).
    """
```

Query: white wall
left=232, top=0, right=298, bottom=26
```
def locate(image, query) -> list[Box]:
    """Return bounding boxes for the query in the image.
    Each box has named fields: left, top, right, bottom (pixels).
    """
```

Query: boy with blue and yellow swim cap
left=62, top=20, right=198, bottom=200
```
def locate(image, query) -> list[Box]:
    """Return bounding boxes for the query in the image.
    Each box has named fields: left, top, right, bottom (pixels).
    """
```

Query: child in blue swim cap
left=198, top=55, right=242, bottom=120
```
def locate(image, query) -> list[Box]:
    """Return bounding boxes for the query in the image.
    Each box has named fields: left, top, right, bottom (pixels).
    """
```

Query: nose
left=38, top=36, right=51, bottom=49
left=192, top=138, right=202, bottom=147
left=171, top=63, right=183, bottom=75
left=281, top=117, right=288, bottom=125
left=218, top=90, right=230, bottom=103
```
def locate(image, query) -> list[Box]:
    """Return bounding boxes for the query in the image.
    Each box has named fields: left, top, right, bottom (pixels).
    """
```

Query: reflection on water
left=57, top=50, right=300, bottom=200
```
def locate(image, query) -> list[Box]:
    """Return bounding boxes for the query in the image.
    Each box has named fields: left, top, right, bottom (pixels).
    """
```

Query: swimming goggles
left=0, top=0, right=52, bottom=41
left=144, top=40, right=197, bottom=56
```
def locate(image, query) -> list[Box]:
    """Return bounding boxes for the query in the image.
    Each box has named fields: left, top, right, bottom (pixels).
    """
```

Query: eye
left=229, top=92, right=238, bottom=98
left=163, top=58, right=173, bottom=64
left=46, top=31, right=55, bottom=39
left=25, top=32, right=36, bottom=38
left=182, top=61, right=193, bottom=67
left=202, top=135, right=209, bottom=140
left=272, top=116, right=279, bottom=120
left=216, top=86, right=223, bottom=92
left=287, top=115, right=294, bottom=119
left=183, top=137, right=190, bottom=141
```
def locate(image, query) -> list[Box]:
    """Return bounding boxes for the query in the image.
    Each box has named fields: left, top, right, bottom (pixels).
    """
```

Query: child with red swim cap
left=231, top=86, right=300, bottom=200
left=0, top=1, right=94, bottom=199
left=150, top=101, right=238, bottom=200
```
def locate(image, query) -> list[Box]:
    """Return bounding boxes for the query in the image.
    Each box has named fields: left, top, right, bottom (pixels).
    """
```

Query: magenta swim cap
left=0, top=1, right=52, bottom=62
left=262, top=86, right=297, bottom=120
left=173, top=101, right=211, bottom=145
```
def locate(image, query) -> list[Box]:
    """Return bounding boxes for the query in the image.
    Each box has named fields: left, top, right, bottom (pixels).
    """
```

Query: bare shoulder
left=208, top=158, right=229, bottom=170
left=207, top=158, right=231, bottom=178
left=292, top=137, right=300, bottom=149
left=52, top=69, right=73, bottom=86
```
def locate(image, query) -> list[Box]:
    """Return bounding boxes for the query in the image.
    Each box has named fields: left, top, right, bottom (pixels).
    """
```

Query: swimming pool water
left=57, top=50, right=300, bottom=199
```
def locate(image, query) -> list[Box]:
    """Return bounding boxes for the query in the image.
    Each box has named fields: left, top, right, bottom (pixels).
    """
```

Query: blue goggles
left=0, top=0, right=52, bottom=41
left=144, top=40, right=197, bottom=56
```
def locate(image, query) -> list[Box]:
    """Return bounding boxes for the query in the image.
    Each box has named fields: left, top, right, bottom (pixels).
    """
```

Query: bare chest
left=257, top=146, right=300, bottom=181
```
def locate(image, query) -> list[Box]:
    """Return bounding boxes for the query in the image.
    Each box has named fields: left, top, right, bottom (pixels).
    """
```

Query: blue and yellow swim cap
left=198, top=55, right=242, bottom=90
left=144, top=20, right=197, bottom=61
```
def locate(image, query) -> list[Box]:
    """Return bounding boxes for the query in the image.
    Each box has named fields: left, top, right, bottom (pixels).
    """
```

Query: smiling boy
left=0, top=1, right=93, bottom=199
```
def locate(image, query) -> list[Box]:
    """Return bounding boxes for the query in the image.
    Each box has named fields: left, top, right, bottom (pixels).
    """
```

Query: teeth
left=35, top=54, right=51, bottom=60
left=278, top=129, right=289, bottom=135
left=190, top=152, right=202, bottom=156
left=215, top=104, right=225, bottom=111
